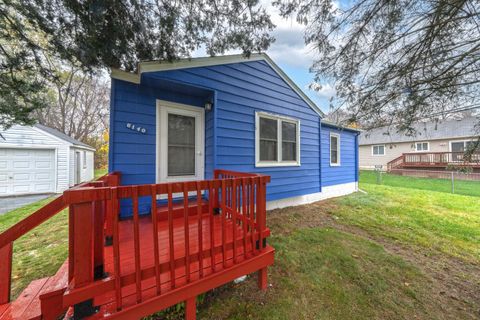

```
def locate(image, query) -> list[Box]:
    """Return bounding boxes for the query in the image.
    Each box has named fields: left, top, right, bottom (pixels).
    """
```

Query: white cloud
left=192, top=1, right=318, bottom=69
left=311, top=83, right=336, bottom=100
left=261, top=1, right=317, bottom=69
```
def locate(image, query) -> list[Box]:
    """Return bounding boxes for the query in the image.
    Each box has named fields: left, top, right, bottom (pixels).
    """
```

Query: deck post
left=105, top=174, right=119, bottom=246
left=258, top=267, right=268, bottom=291
left=213, top=170, right=220, bottom=213
left=69, top=199, right=97, bottom=319
left=0, top=242, right=13, bottom=304
left=94, top=198, right=105, bottom=279
left=185, top=296, right=197, bottom=320
left=257, top=177, right=267, bottom=250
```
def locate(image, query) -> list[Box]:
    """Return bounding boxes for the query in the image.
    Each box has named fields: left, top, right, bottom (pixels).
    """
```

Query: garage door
left=0, top=148, right=56, bottom=196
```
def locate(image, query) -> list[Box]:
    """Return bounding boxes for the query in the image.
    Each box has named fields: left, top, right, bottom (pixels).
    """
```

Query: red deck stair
left=0, top=261, right=69, bottom=320
left=0, top=170, right=274, bottom=320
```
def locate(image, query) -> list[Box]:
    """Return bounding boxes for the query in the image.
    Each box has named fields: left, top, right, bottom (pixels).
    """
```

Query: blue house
left=109, top=53, right=360, bottom=217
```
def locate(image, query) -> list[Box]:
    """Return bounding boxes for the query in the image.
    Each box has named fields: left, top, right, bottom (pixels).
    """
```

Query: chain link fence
left=369, top=168, right=480, bottom=196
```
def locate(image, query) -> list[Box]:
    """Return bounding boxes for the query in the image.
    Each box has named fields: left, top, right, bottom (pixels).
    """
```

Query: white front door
left=157, top=101, right=205, bottom=183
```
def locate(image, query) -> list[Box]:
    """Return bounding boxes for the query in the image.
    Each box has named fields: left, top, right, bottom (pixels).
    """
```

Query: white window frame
left=449, top=139, right=474, bottom=152
left=156, top=100, right=205, bottom=183
left=255, top=111, right=301, bottom=167
left=82, top=151, right=87, bottom=169
left=414, top=142, right=429, bottom=152
left=329, top=132, right=341, bottom=166
left=371, top=144, right=386, bottom=156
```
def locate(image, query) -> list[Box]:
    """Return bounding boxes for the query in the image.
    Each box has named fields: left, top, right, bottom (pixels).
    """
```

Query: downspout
left=212, top=90, right=218, bottom=172
left=319, top=119, right=322, bottom=192
left=355, top=132, right=360, bottom=191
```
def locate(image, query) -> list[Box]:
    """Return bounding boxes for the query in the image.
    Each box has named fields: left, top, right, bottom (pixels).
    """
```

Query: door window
left=167, top=113, right=196, bottom=176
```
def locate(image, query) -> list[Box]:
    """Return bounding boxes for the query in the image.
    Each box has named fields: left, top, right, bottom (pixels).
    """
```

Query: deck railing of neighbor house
left=387, top=151, right=480, bottom=171
left=0, top=170, right=273, bottom=320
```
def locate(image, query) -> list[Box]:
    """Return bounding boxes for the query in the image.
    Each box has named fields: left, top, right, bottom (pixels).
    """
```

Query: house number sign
left=126, top=122, right=147, bottom=134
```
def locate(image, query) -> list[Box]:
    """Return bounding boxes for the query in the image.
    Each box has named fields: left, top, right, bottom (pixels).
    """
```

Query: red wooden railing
left=60, top=169, right=270, bottom=318
left=0, top=169, right=271, bottom=319
left=386, top=155, right=405, bottom=171
left=0, top=172, right=121, bottom=305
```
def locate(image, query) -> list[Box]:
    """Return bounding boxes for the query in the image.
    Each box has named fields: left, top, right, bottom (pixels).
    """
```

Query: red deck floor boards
left=93, top=207, right=265, bottom=313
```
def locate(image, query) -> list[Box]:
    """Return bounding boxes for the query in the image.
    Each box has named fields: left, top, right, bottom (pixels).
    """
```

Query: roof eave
left=321, top=120, right=363, bottom=133
left=110, top=53, right=325, bottom=118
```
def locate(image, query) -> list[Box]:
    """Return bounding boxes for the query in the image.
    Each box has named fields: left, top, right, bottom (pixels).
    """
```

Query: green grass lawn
left=1, top=171, right=479, bottom=319
left=0, top=198, right=68, bottom=299
left=333, top=183, right=480, bottom=264
left=197, top=181, right=480, bottom=319
left=360, top=170, right=480, bottom=197
left=95, top=168, right=108, bottom=179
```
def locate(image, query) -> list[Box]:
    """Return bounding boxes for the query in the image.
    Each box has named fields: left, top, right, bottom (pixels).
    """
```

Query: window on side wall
left=256, top=112, right=300, bottom=167
left=330, top=133, right=340, bottom=166
left=83, top=151, right=87, bottom=169
left=372, top=144, right=385, bottom=156
left=415, top=142, right=429, bottom=152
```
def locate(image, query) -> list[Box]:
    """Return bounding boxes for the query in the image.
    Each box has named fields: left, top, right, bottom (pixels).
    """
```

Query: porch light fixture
left=204, top=101, right=213, bottom=111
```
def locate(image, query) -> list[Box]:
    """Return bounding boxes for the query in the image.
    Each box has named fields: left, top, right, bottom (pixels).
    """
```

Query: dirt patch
left=267, top=200, right=480, bottom=319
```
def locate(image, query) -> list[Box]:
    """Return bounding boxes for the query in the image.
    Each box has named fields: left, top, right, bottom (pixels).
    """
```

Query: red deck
left=0, top=170, right=274, bottom=320
left=95, top=209, right=273, bottom=315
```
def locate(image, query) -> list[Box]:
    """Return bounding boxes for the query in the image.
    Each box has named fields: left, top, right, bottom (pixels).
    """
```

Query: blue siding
left=320, top=124, right=359, bottom=187
left=110, top=79, right=212, bottom=215
left=110, top=59, right=358, bottom=216
left=144, top=61, right=321, bottom=203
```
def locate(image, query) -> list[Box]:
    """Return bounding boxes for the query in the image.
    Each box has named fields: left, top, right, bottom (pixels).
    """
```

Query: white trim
left=70, top=145, right=96, bottom=152
left=53, top=147, right=59, bottom=193
left=371, top=144, right=386, bottom=156
left=255, top=111, right=301, bottom=167
left=0, top=143, right=60, bottom=149
left=110, top=53, right=325, bottom=118
left=266, top=182, right=358, bottom=210
left=329, top=132, right=341, bottom=166
left=82, top=150, right=87, bottom=169
left=414, top=141, right=429, bottom=152
left=156, top=100, right=205, bottom=184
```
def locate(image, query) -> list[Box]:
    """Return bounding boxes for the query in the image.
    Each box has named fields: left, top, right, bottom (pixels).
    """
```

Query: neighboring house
left=359, top=117, right=480, bottom=171
left=109, top=53, right=360, bottom=217
left=0, top=124, right=95, bottom=196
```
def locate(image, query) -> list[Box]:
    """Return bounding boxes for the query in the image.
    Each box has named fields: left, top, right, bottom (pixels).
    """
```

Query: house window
left=372, top=145, right=385, bottom=156
left=415, top=142, right=429, bottom=151
left=451, top=140, right=477, bottom=152
left=256, top=112, right=300, bottom=167
left=330, top=133, right=340, bottom=166
left=83, top=151, right=87, bottom=169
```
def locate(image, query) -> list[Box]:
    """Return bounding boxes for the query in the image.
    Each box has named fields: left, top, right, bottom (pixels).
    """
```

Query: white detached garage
left=0, top=124, right=95, bottom=196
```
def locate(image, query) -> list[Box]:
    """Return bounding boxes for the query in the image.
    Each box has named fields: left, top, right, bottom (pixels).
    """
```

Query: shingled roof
left=359, top=116, right=479, bottom=145
left=35, top=124, right=95, bottom=150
